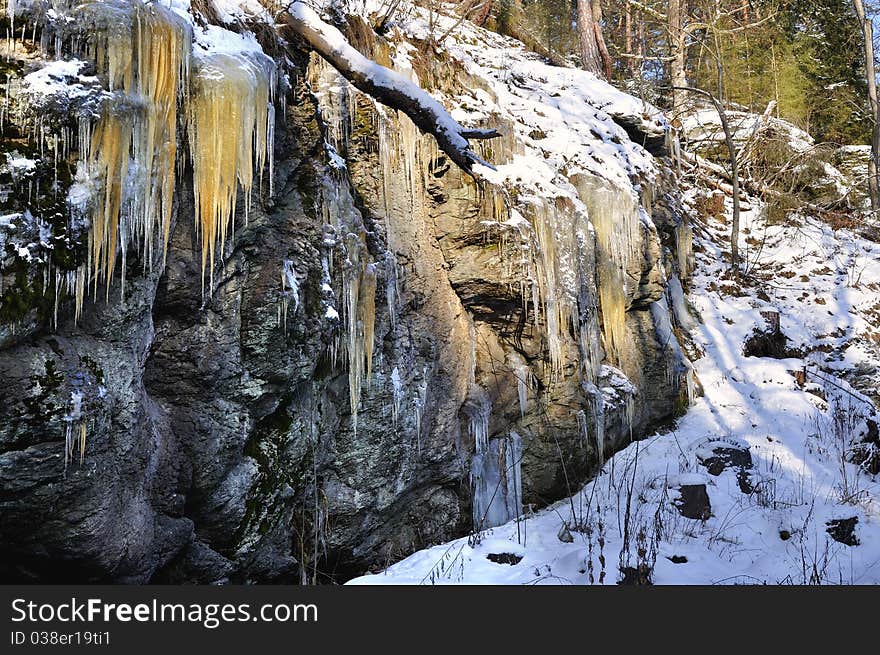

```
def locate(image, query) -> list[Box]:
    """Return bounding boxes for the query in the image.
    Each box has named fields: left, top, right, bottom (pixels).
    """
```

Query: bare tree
left=677, top=85, right=741, bottom=272
left=853, top=0, right=880, bottom=213
left=668, top=0, right=688, bottom=111
left=624, top=0, right=777, bottom=115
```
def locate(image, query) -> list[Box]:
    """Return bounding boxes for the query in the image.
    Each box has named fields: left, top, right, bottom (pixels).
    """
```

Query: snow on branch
left=283, top=2, right=498, bottom=174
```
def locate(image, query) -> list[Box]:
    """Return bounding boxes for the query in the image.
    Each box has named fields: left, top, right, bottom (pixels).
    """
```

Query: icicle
left=384, top=251, right=399, bottom=329
left=685, top=367, right=696, bottom=407
left=625, top=392, right=635, bottom=440
left=189, top=50, right=275, bottom=294
left=531, top=202, right=570, bottom=378
left=74, top=265, right=84, bottom=324
left=88, top=109, right=131, bottom=296
left=510, top=357, right=533, bottom=419
left=62, top=390, right=86, bottom=473
left=280, top=259, right=300, bottom=334
left=667, top=274, right=695, bottom=331
left=501, top=192, right=597, bottom=386
left=675, top=219, right=692, bottom=281
left=469, top=388, right=523, bottom=530
left=70, top=1, right=192, bottom=295
left=650, top=296, right=696, bottom=405
left=517, top=372, right=529, bottom=419
left=576, top=177, right=640, bottom=364
left=466, top=384, right=491, bottom=454
left=390, top=366, right=402, bottom=429
left=467, top=384, right=493, bottom=529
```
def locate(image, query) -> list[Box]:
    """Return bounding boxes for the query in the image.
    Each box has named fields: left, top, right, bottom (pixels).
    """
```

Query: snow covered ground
left=349, top=196, right=880, bottom=585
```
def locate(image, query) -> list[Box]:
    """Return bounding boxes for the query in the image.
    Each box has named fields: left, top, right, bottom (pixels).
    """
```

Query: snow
left=681, top=105, right=814, bottom=154
left=420, top=12, right=664, bottom=190
left=191, top=22, right=268, bottom=59
left=210, top=0, right=273, bottom=25
left=3, top=153, right=37, bottom=178
left=19, top=59, right=102, bottom=109
left=348, top=108, right=880, bottom=585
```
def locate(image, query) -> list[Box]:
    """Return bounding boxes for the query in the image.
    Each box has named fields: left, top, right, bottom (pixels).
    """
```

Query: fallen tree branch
left=282, top=2, right=499, bottom=174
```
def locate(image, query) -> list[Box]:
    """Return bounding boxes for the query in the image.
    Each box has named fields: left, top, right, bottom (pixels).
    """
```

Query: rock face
left=0, top=4, right=692, bottom=583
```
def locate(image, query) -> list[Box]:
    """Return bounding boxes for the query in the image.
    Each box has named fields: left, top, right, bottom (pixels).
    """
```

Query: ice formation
left=650, top=295, right=695, bottom=405
left=4, top=1, right=278, bottom=307
left=279, top=259, right=300, bottom=333
left=62, top=389, right=86, bottom=472
left=675, top=220, right=693, bottom=280
left=513, top=361, right=532, bottom=419
left=579, top=382, right=607, bottom=467
left=390, top=366, right=402, bottom=429
left=74, top=1, right=192, bottom=297
left=471, top=432, right=523, bottom=531
left=189, top=49, right=275, bottom=292
left=298, top=4, right=682, bottom=532
left=318, top=169, right=378, bottom=432
left=575, top=176, right=641, bottom=364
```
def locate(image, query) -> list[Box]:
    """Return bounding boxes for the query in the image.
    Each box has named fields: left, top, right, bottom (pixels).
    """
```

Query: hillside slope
left=350, top=113, right=880, bottom=585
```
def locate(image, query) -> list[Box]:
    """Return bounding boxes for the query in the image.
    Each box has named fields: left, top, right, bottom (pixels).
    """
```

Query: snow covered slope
left=349, top=157, right=880, bottom=586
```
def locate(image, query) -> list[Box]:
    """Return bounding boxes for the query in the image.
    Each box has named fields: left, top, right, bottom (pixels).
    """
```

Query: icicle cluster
left=5, top=1, right=279, bottom=313
left=189, top=50, right=275, bottom=293
left=62, top=390, right=87, bottom=472
left=319, top=175, right=378, bottom=433
left=74, top=1, right=192, bottom=298
left=575, top=176, right=641, bottom=365
left=650, top=295, right=695, bottom=406
left=308, top=58, right=384, bottom=432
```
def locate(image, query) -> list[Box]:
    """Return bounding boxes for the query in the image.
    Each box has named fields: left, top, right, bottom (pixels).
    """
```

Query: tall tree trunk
left=475, top=0, right=493, bottom=26
left=853, top=0, right=880, bottom=213
left=591, top=0, right=613, bottom=80
left=625, top=3, right=637, bottom=77
left=668, top=0, right=688, bottom=114
left=577, top=0, right=604, bottom=77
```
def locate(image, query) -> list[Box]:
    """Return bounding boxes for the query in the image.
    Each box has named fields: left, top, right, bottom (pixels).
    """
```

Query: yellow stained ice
left=88, top=112, right=130, bottom=294
left=68, top=1, right=276, bottom=299
left=189, top=51, right=274, bottom=294
left=76, top=1, right=191, bottom=295
left=577, top=177, right=640, bottom=364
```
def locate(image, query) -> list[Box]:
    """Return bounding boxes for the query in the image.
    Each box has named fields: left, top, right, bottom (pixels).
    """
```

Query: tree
left=578, top=0, right=612, bottom=80
left=678, top=85, right=742, bottom=272
left=668, top=0, right=688, bottom=112
left=852, top=0, right=880, bottom=212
